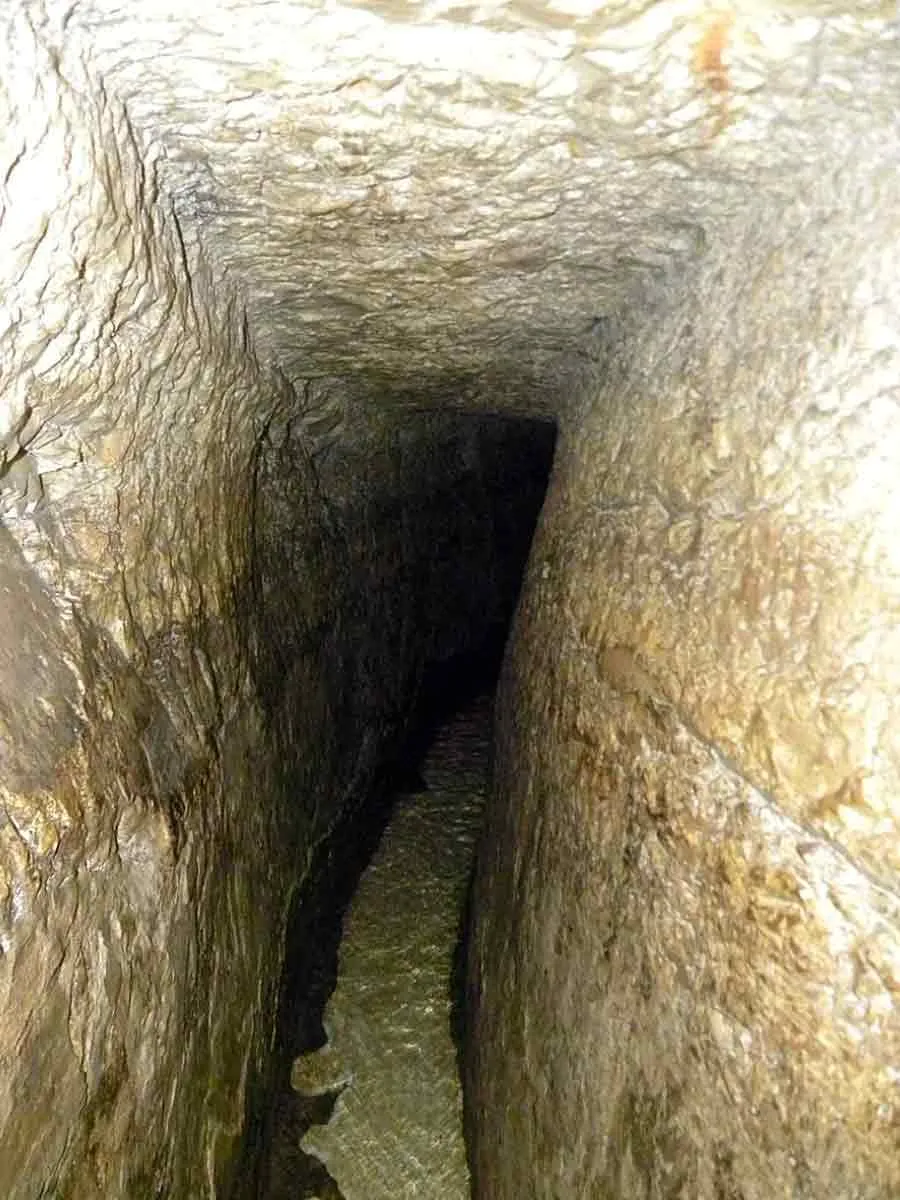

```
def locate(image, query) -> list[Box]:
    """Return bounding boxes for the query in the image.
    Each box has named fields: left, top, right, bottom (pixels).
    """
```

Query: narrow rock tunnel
left=2, top=3, right=900, bottom=1199
left=243, top=424, right=556, bottom=1200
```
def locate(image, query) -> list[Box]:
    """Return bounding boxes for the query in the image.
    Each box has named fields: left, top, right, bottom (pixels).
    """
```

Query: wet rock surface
left=295, top=692, right=489, bottom=1199
left=254, top=657, right=501, bottom=1200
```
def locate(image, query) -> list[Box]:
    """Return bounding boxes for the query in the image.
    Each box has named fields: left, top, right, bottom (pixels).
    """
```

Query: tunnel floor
left=255, top=655, right=497, bottom=1199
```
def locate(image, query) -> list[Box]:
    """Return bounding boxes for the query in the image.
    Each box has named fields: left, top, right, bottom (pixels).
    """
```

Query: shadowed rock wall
left=0, top=10, right=552, bottom=1195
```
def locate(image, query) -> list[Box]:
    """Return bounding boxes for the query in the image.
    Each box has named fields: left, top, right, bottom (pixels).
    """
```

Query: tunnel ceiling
left=62, top=0, right=893, bottom=415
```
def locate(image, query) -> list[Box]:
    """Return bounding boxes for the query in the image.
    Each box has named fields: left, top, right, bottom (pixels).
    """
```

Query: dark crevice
left=247, top=640, right=506, bottom=1198
left=235, top=416, right=556, bottom=1198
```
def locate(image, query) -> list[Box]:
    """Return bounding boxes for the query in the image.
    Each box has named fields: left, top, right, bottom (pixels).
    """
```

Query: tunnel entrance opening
left=238, top=414, right=557, bottom=1199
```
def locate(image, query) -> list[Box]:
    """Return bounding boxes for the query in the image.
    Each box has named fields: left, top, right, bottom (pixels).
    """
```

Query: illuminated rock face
left=0, top=0, right=898, bottom=1196
left=467, top=196, right=900, bottom=1199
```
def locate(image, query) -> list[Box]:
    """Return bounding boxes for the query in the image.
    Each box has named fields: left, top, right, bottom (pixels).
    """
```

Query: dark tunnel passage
left=237, top=412, right=557, bottom=1198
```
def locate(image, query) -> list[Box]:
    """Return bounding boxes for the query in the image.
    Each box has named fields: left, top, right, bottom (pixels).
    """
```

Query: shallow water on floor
left=260, top=689, right=492, bottom=1199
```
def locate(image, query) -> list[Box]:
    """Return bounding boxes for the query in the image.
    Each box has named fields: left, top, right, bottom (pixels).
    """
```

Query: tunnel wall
left=0, top=15, right=550, bottom=1196
left=467, top=178, right=900, bottom=1196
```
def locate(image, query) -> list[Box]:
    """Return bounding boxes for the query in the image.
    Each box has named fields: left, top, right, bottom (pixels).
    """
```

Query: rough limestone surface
left=468, top=125, right=900, bottom=1200
left=296, top=694, right=490, bottom=1199
left=0, top=6, right=549, bottom=1194
left=0, top=0, right=898, bottom=1196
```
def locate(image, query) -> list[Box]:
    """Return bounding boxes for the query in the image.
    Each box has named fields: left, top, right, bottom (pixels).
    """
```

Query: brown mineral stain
left=695, top=14, right=732, bottom=93
left=693, top=11, right=735, bottom=136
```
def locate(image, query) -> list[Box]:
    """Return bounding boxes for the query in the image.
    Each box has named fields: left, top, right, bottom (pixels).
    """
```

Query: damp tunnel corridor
left=242, top=425, right=557, bottom=1200
left=1, top=3, right=900, bottom=1198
